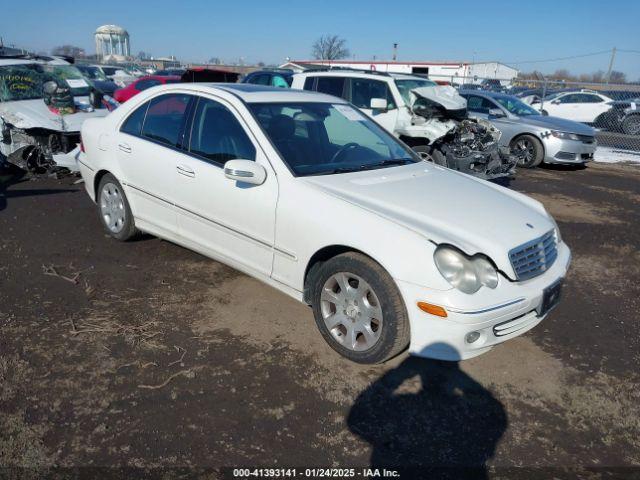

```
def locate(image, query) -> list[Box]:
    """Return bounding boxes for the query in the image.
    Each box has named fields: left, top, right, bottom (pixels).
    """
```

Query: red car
left=113, top=75, right=181, bottom=103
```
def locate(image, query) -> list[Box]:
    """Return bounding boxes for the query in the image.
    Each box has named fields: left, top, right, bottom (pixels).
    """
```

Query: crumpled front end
left=1, top=122, right=80, bottom=174
left=437, top=119, right=517, bottom=180
left=406, top=86, right=516, bottom=180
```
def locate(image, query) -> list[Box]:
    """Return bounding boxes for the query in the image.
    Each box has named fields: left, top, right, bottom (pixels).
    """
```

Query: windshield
left=249, top=102, right=418, bottom=176
left=395, top=78, right=437, bottom=104
left=78, top=66, right=108, bottom=81
left=0, top=64, right=49, bottom=102
left=44, top=65, right=92, bottom=96
left=494, top=96, right=540, bottom=116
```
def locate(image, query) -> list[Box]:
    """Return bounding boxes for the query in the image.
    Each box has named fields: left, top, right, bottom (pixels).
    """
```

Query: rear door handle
left=176, top=164, right=195, bottom=178
left=118, top=142, right=131, bottom=153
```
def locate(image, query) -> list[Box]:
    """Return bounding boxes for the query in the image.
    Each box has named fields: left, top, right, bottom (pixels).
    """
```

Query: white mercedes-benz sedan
left=78, top=83, right=571, bottom=364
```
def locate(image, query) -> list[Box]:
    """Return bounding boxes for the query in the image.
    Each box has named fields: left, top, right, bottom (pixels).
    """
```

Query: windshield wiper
left=372, top=158, right=415, bottom=167
left=313, top=159, right=414, bottom=176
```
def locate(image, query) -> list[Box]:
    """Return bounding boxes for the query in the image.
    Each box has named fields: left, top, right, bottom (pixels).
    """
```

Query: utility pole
left=605, top=47, right=617, bottom=84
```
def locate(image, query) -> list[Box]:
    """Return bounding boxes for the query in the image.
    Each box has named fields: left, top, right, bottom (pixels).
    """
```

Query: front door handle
left=176, top=164, right=195, bottom=178
left=118, top=142, right=131, bottom=153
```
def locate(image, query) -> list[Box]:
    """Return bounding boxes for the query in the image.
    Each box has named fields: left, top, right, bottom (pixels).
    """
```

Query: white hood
left=410, top=85, right=467, bottom=110
left=0, top=99, right=107, bottom=132
left=304, top=162, right=553, bottom=277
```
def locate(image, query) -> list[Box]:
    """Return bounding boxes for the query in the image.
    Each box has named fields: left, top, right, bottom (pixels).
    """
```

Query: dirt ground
left=1, top=162, right=639, bottom=479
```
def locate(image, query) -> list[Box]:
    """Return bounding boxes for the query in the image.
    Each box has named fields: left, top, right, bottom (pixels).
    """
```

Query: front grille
left=555, top=151, right=575, bottom=160
left=509, top=230, right=558, bottom=281
left=577, top=134, right=595, bottom=144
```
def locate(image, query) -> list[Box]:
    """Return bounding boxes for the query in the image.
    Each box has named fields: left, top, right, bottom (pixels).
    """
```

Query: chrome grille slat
left=509, top=230, right=558, bottom=281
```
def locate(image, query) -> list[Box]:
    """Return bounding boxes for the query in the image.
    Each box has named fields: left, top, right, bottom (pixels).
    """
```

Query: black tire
left=510, top=134, right=544, bottom=168
left=621, top=115, right=640, bottom=136
left=310, top=252, right=410, bottom=364
left=412, top=145, right=447, bottom=167
left=97, top=173, right=139, bottom=241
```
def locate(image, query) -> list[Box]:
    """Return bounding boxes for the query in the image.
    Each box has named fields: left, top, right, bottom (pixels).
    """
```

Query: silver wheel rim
left=514, top=138, right=536, bottom=163
left=625, top=117, right=640, bottom=135
left=320, top=272, right=383, bottom=352
left=99, top=182, right=126, bottom=233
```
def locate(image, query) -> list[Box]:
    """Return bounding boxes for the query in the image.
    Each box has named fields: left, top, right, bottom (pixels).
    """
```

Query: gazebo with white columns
left=95, top=25, right=130, bottom=60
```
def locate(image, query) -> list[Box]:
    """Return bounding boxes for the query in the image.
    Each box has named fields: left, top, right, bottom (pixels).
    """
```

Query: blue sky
left=2, top=0, right=639, bottom=79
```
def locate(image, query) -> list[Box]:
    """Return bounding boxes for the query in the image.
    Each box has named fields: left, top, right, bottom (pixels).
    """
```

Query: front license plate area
left=537, top=279, right=563, bottom=316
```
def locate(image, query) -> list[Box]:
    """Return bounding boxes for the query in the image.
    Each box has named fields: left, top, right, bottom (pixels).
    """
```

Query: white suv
left=291, top=70, right=516, bottom=179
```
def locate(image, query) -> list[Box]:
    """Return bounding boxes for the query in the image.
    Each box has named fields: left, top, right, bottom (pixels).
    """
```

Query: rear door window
left=141, top=94, right=191, bottom=147
left=315, top=77, right=346, bottom=98
left=120, top=101, right=150, bottom=136
left=466, top=95, right=495, bottom=114
left=303, top=77, right=316, bottom=91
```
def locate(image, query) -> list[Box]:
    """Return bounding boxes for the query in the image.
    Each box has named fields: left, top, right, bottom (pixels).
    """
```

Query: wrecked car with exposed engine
left=0, top=58, right=109, bottom=174
left=291, top=70, right=516, bottom=179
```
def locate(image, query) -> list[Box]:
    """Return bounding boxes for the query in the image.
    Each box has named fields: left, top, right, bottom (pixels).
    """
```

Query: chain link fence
left=425, top=73, right=640, bottom=155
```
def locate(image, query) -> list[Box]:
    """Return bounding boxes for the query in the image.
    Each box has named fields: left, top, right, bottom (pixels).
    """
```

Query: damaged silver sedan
left=0, top=59, right=109, bottom=174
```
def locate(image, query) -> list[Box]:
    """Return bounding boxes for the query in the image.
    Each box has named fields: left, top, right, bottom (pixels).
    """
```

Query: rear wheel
left=622, top=115, right=640, bottom=135
left=97, top=173, right=138, bottom=241
left=510, top=134, right=544, bottom=168
left=310, top=252, right=410, bottom=364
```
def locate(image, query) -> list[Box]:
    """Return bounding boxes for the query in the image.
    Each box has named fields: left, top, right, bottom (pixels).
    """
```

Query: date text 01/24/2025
left=229, top=468, right=401, bottom=478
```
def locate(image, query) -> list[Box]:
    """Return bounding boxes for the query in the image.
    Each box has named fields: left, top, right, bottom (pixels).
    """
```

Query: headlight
left=434, top=246, right=499, bottom=294
left=548, top=214, right=562, bottom=244
left=551, top=131, right=580, bottom=141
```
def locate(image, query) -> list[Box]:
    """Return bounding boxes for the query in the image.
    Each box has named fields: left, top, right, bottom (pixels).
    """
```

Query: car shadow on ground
left=540, top=163, right=588, bottom=172
left=347, top=343, right=507, bottom=479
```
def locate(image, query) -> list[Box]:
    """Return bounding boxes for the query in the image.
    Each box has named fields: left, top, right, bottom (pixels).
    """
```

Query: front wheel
left=510, top=134, right=544, bottom=168
left=97, top=173, right=139, bottom=241
left=310, top=252, right=410, bottom=364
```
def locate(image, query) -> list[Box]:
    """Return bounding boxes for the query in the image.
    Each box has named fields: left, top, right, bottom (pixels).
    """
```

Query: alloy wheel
left=515, top=138, right=535, bottom=163
left=99, top=182, right=126, bottom=233
left=320, top=272, right=383, bottom=351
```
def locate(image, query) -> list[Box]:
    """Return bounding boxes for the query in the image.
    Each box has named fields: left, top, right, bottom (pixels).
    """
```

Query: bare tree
left=311, top=35, right=350, bottom=60
left=608, top=70, right=627, bottom=84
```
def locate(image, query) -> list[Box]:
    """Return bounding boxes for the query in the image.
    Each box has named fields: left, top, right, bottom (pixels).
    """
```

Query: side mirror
left=488, top=108, right=506, bottom=118
left=224, top=159, right=266, bottom=185
left=370, top=98, right=387, bottom=110
left=551, top=100, right=560, bottom=105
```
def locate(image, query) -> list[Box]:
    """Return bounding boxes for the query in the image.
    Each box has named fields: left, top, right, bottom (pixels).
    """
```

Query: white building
left=281, top=60, right=519, bottom=85
left=95, top=25, right=130, bottom=62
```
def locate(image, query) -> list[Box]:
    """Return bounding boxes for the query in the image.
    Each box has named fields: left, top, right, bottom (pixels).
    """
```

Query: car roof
left=295, top=70, right=393, bottom=80
left=247, top=70, right=293, bottom=76
left=388, top=73, right=434, bottom=81
left=459, top=90, right=514, bottom=100
left=156, top=82, right=348, bottom=103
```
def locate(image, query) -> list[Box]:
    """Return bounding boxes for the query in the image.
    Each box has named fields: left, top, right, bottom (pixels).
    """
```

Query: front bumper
left=397, top=242, right=571, bottom=360
left=543, top=136, right=597, bottom=164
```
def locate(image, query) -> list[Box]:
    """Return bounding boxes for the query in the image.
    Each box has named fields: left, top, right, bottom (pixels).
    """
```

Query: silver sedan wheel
left=320, top=272, right=383, bottom=352
left=99, top=182, right=126, bottom=233
left=514, top=138, right=536, bottom=163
